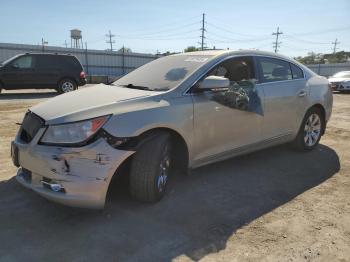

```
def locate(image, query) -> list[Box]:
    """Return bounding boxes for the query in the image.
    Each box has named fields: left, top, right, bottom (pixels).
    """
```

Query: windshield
left=0, top=56, right=18, bottom=66
left=113, top=55, right=213, bottom=91
left=333, top=72, right=350, bottom=78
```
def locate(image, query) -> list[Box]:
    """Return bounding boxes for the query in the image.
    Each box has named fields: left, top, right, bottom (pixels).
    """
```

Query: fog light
left=41, top=179, right=64, bottom=192
left=50, top=183, right=63, bottom=192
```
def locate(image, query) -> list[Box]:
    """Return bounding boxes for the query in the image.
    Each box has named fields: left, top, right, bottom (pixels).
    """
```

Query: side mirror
left=198, top=75, right=230, bottom=90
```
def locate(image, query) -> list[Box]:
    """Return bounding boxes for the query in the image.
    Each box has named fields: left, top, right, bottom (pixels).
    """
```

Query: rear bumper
left=79, top=78, right=87, bottom=86
left=12, top=133, right=134, bottom=209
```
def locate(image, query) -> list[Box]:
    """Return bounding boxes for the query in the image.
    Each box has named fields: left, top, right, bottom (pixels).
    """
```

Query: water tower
left=70, top=29, right=83, bottom=48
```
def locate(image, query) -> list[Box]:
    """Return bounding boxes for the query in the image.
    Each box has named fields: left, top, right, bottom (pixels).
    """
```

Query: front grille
left=19, top=111, right=45, bottom=143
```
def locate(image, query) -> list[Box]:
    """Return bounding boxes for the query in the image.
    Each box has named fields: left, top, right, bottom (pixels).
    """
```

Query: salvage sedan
left=328, top=71, right=350, bottom=92
left=11, top=50, right=333, bottom=209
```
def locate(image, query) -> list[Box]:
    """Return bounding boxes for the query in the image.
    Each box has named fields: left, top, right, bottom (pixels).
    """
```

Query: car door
left=1, top=55, right=36, bottom=88
left=191, top=56, right=264, bottom=164
left=35, top=55, right=60, bottom=87
left=256, top=56, right=308, bottom=140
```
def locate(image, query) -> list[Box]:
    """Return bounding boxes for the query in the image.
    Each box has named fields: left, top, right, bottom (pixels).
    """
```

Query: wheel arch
left=143, top=127, right=189, bottom=166
left=129, top=127, right=190, bottom=172
left=105, top=127, right=190, bottom=201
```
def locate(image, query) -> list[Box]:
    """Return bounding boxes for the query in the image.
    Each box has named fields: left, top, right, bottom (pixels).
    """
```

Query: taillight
left=328, top=83, right=334, bottom=91
left=80, top=71, right=86, bottom=78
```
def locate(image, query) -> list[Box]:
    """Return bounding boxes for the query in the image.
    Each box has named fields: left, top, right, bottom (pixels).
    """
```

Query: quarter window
left=12, top=56, right=33, bottom=69
left=290, top=63, right=304, bottom=79
left=258, top=57, right=292, bottom=83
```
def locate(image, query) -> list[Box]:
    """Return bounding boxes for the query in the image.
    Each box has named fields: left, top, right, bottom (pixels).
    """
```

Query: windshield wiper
left=121, top=84, right=152, bottom=91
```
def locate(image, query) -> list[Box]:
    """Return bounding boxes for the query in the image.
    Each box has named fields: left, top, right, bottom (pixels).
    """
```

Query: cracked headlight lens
left=40, top=115, right=110, bottom=145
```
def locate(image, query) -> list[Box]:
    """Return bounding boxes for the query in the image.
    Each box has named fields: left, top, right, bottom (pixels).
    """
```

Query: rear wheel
left=57, top=79, right=77, bottom=94
left=292, top=107, right=324, bottom=151
left=129, top=132, right=172, bottom=202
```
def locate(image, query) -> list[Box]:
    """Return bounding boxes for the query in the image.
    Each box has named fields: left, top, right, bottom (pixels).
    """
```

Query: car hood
left=328, top=77, right=350, bottom=82
left=31, top=84, right=162, bottom=124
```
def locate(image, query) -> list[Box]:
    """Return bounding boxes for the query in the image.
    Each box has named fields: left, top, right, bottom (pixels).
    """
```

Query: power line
left=106, top=30, right=115, bottom=51
left=119, top=29, right=199, bottom=40
left=289, top=26, right=350, bottom=37
left=272, top=26, right=283, bottom=53
left=284, top=35, right=330, bottom=45
left=199, top=13, right=207, bottom=50
left=206, top=21, right=264, bottom=38
left=118, top=21, right=200, bottom=38
left=332, top=38, right=340, bottom=54
left=118, top=16, right=199, bottom=34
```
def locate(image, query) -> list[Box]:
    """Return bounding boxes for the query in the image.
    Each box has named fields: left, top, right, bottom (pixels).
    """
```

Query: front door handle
left=297, top=90, right=307, bottom=97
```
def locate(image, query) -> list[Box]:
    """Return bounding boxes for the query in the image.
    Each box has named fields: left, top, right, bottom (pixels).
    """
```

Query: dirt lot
left=0, top=89, right=349, bottom=262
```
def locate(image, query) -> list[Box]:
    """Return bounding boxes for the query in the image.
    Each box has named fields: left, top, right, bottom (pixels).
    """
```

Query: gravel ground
left=0, top=89, right=349, bottom=262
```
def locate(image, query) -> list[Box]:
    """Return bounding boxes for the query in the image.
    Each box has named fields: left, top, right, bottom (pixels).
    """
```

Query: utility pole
left=41, top=38, right=48, bottom=52
left=122, top=45, right=126, bottom=75
left=199, top=13, right=206, bottom=50
left=106, top=30, right=115, bottom=51
left=332, top=38, right=340, bottom=54
left=63, top=40, right=68, bottom=48
left=272, top=27, right=283, bottom=53
left=85, top=42, right=89, bottom=75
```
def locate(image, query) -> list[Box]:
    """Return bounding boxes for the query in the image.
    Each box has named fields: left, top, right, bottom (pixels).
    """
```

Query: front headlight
left=40, top=115, right=110, bottom=145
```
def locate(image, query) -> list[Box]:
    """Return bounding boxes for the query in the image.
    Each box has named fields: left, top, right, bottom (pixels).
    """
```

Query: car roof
left=174, top=49, right=295, bottom=61
left=21, top=52, right=75, bottom=57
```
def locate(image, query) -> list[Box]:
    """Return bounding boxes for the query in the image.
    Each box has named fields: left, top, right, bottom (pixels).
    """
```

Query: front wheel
left=129, top=132, right=172, bottom=202
left=292, top=107, right=324, bottom=151
left=57, top=79, right=77, bottom=94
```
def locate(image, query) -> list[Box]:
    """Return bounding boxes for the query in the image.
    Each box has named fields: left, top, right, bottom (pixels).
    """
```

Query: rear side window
left=59, top=56, right=81, bottom=69
left=290, top=63, right=304, bottom=79
left=36, top=55, right=57, bottom=68
left=12, top=56, right=33, bottom=69
left=258, top=57, right=292, bottom=83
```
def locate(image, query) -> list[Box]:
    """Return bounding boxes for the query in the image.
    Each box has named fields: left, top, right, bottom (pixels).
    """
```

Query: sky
left=0, top=0, right=349, bottom=57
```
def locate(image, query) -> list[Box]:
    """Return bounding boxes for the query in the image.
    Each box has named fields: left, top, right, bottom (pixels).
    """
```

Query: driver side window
left=12, top=56, right=33, bottom=69
left=208, top=56, right=256, bottom=84
left=196, top=56, right=262, bottom=114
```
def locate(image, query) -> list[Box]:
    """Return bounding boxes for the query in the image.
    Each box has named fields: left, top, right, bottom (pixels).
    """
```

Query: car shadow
left=0, top=91, right=57, bottom=100
left=0, top=144, right=340, bottom=261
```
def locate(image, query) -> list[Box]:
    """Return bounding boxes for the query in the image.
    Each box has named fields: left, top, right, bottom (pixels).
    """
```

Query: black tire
left=57, top=78, right=77, bottom=94
left=292, top=107, right=324, bottom=151
left=129, top=132, right=172, bottom=202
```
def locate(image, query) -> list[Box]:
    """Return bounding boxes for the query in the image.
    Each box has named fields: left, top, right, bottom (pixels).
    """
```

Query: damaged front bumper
left=12, top=128, right=134, bottom=209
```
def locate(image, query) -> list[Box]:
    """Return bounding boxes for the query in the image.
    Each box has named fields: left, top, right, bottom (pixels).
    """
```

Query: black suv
left=0, top=53, right=86, bottom=93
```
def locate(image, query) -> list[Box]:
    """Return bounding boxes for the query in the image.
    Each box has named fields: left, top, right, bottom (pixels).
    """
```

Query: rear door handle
left=297, top=90, right=307, bottom=97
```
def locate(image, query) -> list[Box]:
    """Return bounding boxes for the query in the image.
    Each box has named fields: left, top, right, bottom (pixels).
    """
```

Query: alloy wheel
left=157, top=146, right=171, bottom=193
left=61, top=81, right=74, bottom=93
left=304, top=113, right=321, bottom=147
